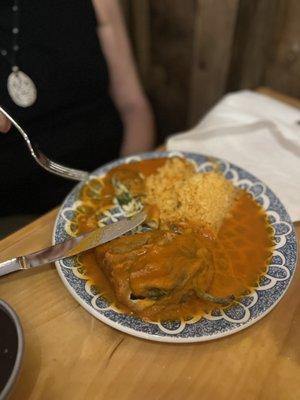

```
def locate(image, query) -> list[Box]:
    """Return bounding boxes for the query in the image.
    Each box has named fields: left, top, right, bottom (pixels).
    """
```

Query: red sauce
left=72, top=159, right=274, bottom=321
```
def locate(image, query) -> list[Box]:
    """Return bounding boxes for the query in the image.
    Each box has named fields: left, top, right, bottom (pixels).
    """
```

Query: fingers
left=0, top=112, right=11, bottom=133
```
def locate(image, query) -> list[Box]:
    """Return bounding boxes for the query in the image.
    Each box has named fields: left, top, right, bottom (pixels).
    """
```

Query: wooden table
left=0, top=88, right=299, bottom=400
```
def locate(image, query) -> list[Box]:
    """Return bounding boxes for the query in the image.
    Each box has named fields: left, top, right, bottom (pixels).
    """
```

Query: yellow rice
left=145, top=157, right=238, bottom=234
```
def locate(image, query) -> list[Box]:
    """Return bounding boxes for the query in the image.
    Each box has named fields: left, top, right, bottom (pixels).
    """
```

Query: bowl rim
left=0, top=299, right=24, bottom=400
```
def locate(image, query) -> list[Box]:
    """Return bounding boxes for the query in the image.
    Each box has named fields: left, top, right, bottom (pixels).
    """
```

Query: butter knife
left=0, top=211, right=146, bottom=277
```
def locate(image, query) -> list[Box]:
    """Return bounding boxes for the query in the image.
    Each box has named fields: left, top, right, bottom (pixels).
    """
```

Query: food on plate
left=74, top=157, right=274, bottom=321
left=144, top=157, right=238, bottom=235
left=95, top=228, right=235, bottom=321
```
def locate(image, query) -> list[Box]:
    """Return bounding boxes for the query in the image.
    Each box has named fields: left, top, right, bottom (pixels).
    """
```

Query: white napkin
left=167, top=90, right=300, bottom=222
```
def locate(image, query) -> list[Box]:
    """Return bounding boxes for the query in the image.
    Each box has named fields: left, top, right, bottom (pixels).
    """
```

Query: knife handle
left=0, top=257, right=22, bottom=277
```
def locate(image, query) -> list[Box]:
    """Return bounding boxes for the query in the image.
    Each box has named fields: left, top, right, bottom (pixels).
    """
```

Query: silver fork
left=0, top=106, right=89, bottom=181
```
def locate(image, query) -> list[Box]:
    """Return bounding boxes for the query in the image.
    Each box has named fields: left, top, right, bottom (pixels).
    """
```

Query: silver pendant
left=7, top=70, right=37, bottom=107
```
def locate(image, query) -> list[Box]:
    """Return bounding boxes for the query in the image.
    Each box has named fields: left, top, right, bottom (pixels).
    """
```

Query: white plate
left=53, top=151, right=297, bottom=343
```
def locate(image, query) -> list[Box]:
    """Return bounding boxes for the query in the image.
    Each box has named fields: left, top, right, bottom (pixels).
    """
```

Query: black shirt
left=0, top=0, right=123, bottom=215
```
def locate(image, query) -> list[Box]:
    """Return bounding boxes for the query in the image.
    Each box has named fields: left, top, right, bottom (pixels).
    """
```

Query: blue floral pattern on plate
left=53, top=151, right=297, bottom=343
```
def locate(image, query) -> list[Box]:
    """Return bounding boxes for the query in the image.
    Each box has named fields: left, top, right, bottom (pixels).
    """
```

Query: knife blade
left=0, top=211, right=146, bottom=277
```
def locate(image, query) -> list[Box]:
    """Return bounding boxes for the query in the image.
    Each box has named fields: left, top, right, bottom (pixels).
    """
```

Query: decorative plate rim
left=53, top=151, right=298, bottom=343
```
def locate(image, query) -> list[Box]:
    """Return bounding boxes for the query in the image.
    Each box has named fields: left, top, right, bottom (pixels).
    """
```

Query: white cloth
left=167, top=90, right=300, bottom=222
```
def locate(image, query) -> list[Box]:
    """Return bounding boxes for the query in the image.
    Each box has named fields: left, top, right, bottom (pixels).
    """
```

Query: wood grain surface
left=123, top=0, right=300, bottom=137
left=0, top=91, right=299, bottom=400
left=188, top=0, right=239, bottom=126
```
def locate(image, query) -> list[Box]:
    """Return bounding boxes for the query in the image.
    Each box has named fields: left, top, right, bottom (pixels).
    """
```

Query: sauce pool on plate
left=71, top=158, right=274, bottom=322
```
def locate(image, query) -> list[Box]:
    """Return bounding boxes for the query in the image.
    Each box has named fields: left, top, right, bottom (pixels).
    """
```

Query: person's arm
left=92, top=0, right=155, bottom=156
left=0, top=112, right=11, bottom=133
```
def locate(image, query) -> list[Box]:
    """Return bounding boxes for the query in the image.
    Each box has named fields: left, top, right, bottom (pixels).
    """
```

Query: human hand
left=0, top=111, right=11, bottom=133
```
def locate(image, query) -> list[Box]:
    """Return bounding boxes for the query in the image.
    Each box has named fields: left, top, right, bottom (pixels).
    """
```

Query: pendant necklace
left=0, top=0, right=37, bottom=107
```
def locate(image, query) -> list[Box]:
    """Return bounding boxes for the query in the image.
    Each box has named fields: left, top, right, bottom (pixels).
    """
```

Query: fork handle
left=0, top=106, right=89, bottom=182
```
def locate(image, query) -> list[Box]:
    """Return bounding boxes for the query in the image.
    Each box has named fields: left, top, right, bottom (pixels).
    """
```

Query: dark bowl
left=0, top=300, right=24, bottom=400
